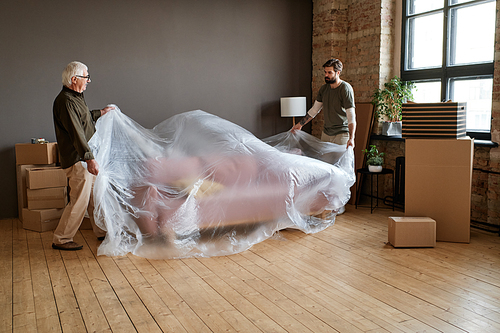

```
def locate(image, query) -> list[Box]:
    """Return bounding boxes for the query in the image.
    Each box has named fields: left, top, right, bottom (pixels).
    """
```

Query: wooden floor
left=2, top=207, right=500, bottom=333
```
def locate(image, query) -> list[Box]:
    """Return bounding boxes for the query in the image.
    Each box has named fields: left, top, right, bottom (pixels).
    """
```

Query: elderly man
left=52, top=61, right=112, bottom=251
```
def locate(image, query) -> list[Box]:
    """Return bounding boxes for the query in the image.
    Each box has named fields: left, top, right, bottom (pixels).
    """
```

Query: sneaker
left=337, top=206, right=346, bottom=215
left=52, top=242, right=83, bottom=251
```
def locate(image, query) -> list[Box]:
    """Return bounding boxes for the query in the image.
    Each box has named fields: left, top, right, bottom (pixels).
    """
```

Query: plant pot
left=368, top=165, right=383, bottom=173
left=381, top=121, right=402, bottom=136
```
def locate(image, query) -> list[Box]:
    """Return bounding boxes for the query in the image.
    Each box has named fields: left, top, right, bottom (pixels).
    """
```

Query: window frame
left=400, top=0, right=495, bottom=140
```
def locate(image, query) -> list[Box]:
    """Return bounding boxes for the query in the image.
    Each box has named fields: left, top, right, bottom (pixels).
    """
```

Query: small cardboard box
left=15, top=142, right=58, bottom=165
left=388, top=217, right=436, bottom=248
left=22, top=208, right=63, bottom=232
left=16, top=163, right=56, bottom=220
left=27, top=187, right=68, bottom=210
left=26, top=167, right=67, bottom=189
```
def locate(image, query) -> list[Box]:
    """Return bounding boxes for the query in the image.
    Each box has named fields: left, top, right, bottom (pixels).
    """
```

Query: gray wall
left=0, top=0, right=312, bottom=218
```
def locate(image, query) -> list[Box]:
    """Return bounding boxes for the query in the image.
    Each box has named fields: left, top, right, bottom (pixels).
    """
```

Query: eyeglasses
left=75, top=74, right=91, bottom=81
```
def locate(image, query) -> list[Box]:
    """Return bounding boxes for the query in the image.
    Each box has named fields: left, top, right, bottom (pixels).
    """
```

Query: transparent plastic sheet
left=89, top=106, right=355, bottom=259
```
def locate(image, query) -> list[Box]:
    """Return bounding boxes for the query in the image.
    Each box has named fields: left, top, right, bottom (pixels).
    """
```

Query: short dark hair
left=323, top=59, right=343, bottom=73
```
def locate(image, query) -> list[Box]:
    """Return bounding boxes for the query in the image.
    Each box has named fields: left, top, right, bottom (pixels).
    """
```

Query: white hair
left=62, top=61, right=88, bottom=87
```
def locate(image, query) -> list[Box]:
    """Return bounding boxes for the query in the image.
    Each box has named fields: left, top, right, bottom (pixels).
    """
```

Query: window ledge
left=370, top=135, right=404, bottom=141
left=370, top=135, right=498, bottom=147
left=474, top=140, right=498, bottom=148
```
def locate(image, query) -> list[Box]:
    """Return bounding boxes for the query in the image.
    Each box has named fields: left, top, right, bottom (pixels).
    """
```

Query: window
left=401, top=0, right=496, bottom=138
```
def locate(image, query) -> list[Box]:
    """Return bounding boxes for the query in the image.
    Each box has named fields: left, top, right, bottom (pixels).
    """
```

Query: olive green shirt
left=53, top=86, right=101, bottom=169
left=316, top=81, right=355, bottom=136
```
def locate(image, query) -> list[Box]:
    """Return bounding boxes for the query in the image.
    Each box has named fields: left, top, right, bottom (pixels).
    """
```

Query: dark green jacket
left=53, top=86, right=101, bottom=169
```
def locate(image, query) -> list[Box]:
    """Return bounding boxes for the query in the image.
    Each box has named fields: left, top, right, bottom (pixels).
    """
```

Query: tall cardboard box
left=27, top=187, right=68, bottom=210
left=15, top=142, right=58, bottom=165
left=405, top=138, right=473, bottom=243
left=22, top=208, right=63, bottom=232
left=26, top=167, right=67, bottom=189
left=388, top=217, right=436, bottom=247
left=16, top=163, right=56, bottom=220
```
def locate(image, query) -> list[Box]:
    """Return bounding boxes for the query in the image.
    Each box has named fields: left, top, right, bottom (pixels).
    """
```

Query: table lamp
left=280, top=97, right=306, bottom=126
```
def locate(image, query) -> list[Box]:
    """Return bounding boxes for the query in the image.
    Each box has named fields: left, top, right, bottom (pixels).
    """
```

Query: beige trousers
left=53, top=161, right=105, bottom=245
left=321, top=132, right=349, bottom=145
left=321, top=132, right=349, bottom=214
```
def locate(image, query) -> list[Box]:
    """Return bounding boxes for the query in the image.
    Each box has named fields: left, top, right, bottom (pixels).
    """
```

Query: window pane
left=408, top=12, right=443, bottom=69
left=450, top=2, right=496, bottom=65
left=409, top=0, right=443, bottom=15
left=412, top=81, right=442, bottom=102
left=449, top=0, right=475, bottom=5
left=450, top=78, right=492, bottom=131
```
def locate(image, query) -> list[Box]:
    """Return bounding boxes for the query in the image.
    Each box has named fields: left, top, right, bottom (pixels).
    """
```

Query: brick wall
left=311, top=0, right=500, bottom=225
left=311, top=0, right=349, bottom=137
left=485, top=0, right=500, bottom=225
left=311, top=0, right=390, bottom=137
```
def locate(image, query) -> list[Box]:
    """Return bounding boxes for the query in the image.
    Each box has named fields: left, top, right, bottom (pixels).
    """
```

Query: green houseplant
left=363, top=144, right=385, bottom=172
left=371, top=76, right=415, bottom=136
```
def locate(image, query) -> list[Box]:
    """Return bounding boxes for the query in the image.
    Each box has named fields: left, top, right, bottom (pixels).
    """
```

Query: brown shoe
left=52, top=242, right=83, bottom=251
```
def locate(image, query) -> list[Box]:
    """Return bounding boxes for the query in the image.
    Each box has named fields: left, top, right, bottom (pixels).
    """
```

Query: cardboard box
left=16, top=163, right=56, bottom=220
left=22, top=208, right=63, bottom=232
left=405, top=138, right=473, bottom=243
left=402, top=102, right=466, bottom=138
left=26, top=167, right=67, bottom=189
left=388, top=217, right=436, bottom=247
left=15, top=142, right=58, bottom=165
left=27, top=187, right=68, bottom=210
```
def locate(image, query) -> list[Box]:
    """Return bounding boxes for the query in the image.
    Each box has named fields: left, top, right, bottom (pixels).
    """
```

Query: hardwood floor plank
left=26, top=230, right=61, bottom=332
left=242, top=240, right=430, bottom=333
left=197, top=254, right=315, bottom=333
left=128, top=255, right=212, bottom=333
left=79, top=230, right=137, bottom=332
left=3, top=208, right=500, bottom=333
left=169, top=258, right=259, bottom=332
left=0, top=220, right=13, bottom=333
left=91, top=248, right=162, bottom=332
left=57, top=232, right=111, bottom=333
left=225, top=252, right=366, bottom=333
left=253, top=233, right=457, bottom=332
left=182, top=257, right=286, bottom=332
left=113, top=254, right=188, bottom=332
left=277, top=226, right=493, bottom=332
left=149, top=258, right=239, bottom=332
left=328, top=215, right=500, bottom=313
left=12, top=220, right=37, bottom=332
left=39, top=231, right=87, bottom=332
left=335, top=216, right=500, bottom=285
left=206, top=256, right=323, bottom=333
left=235, top=248, right=404, bottom=332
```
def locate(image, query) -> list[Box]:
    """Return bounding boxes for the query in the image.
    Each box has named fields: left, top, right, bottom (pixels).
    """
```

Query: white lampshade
left=280, top=97, right=306, bottom=117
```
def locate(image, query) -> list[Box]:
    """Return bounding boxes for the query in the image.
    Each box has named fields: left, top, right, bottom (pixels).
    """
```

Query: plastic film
left=89, top=107, right=355, bottom=258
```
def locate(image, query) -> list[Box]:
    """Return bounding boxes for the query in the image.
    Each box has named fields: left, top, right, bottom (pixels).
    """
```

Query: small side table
left=355, top=168, right=395, bottom=213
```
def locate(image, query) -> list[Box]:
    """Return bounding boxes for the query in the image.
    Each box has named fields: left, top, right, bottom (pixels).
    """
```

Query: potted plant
left=363, top=144, right=385, bottom=172
left=371, top=76, right=415, bottom=136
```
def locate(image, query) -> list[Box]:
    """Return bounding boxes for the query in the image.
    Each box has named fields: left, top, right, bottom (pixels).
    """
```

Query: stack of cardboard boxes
left=387, top=102, right=473, bottom=248
left=15, top=142, right=67, bottom=232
